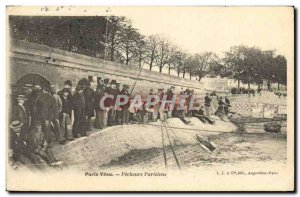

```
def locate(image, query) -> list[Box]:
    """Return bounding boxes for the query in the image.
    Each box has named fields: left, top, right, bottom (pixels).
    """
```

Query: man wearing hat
left=120, top=84, right=130, bottom=124
left=13, top=95, right=30, bottom=140
left=106, top=80, right=118, bottom=126
left=50, top=86, right=64, bottom=144
left=35, top=85, right=56, bottom=144
left=165, top=86, right=176, bottom=118
left=83, top=80, right=95, bottom=131
left=27, top=121, right=63, bottom=166
left=94, top=84, right=106, bottom=129
left=72, top=86, right=87, bottom=137
left=204, top=92, right=212, bottom=117
left=9, top=120, right=36, bottom=168
left=60, top=88, right=73, bottom=141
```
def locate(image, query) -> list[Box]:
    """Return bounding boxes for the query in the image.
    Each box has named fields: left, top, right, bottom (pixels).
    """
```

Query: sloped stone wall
left=9, top=39, right=204, bottom=96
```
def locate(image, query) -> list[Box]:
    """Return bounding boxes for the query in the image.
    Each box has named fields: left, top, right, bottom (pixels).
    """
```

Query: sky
left=110, top=7, right=293, bottom=61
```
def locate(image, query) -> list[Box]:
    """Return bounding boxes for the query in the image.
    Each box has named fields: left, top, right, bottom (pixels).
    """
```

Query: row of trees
left=103, top=16, right=287, bottom=90
left=10, top=15, right=287, bottom=90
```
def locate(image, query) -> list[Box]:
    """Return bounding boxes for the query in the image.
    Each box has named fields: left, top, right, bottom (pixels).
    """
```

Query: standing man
left=83, top=81, right=95, bottom=131
left=60, top=88, right=73, bottom=141
left=94, top=84, right=106, bottom=129
left=72, top=86, right=87, bottom=138
left=106, top=80, right=117, bottom=126
left=50, top=86, right=64, bottom=144
left=120, top=84, right=130, bottom=124
left=35, top=85, right=56, bottom=145
left=147, top=89, right=155, bottom=121
left=166, top=86, right=175, bottom=118
left=13, top=95, right=30, bottom=140
left=204, top=93, right=212, bottom=117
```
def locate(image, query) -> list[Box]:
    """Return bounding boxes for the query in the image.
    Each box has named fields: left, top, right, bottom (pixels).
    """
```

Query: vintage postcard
left=6, top=6, right=294, bottom=191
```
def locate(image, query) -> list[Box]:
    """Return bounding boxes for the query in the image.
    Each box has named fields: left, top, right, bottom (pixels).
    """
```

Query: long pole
left=129, top=67, right=143, bottom=96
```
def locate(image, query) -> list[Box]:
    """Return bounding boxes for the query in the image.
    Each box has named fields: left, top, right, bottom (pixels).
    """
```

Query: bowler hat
left=10, top=120, right=23, bottom=129
left=35, top=120, right=43, bottom=126
left=24, top=84, right=34, bottom=88
left=123, top=84, right=129, bottom=89
left=64, top=80, right=73, bottom=86
left=104, top=78, right=110, bottom=84
left=111, top=80, right=117, bottom=85
left=16, top=95, right=27, bottom=100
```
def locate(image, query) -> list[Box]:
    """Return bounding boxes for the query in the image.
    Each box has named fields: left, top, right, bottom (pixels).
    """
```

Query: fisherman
left=114, top=82, right=122, bottom=125
left=83, top=80, right=95, bottom=131
left=192, top=106, right=215, bottom=124
left=72, top=86, right=87, bottom=138
left=27, top=121, right=63, bottom=166
left=147, top=89, right=155, bottom=121
left=59, top=88, right=73, bottom=141
left=106, top=80, right=118, bottom=126
left=204, top=92, right=212, bottom=117
left=94, top=83, right=106, bottom=129
left=215, top=96, right=226, bottom=121
left=9, top=120, right=36, bottom=168
left=13, top=95, right=30, bottom=140
left=120, top=84, right=130, bottom=124
left=50, top=86, right=64, bottom=144
left=35, top=85, right=56, bottom=145
left=224, top=96, right=231, bottom=115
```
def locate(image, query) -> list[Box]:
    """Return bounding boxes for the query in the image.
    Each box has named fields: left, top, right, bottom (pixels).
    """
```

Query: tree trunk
left=278, top=82, right=280, bottom=91
left=159, top=66, right=163, bottom=73
left=198, top=76, right=201, bottom=81
left=189, top=75, right=192, bottom=80
left=183, top=72, right=185, bottom=78
left=149, top=62, right=153, bottom=70
left=237, top=79, right=240, bottom=91
left=168, top=67, right=171, bottom=75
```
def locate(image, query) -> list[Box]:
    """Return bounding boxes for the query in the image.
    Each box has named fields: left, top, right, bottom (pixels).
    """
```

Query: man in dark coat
left=192, top=106, right=215, bottom=124
left=13, top=95, right=30, bottom=140
left=72, top=86, right=87, bottom=137
left=27, top=121, right=62, bottom=166
left=105, top=80, right=118, bottom=126
left=120, top=84, right=130, bottom=124
left=83, top=81, right=95, bottom=131
left=94, top=84, right=106, bottom=129
left=60, top=88, right=73, bottom=141
left=9, top=120, right=37, bottom=168
left=204, top=92, right=212, bottom=117
left=35, top=86, right=56, bottom=144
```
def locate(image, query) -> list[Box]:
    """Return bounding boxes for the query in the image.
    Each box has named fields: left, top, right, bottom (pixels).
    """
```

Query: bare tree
left=119, top=23, right=140, bottom=65
left=134, top=34, right=147, bottom=68
left=145, top=35, right=159, bottom=70
left=102, top=16, right=127, bottom=62
left=155, top=35, right=171, bottom=73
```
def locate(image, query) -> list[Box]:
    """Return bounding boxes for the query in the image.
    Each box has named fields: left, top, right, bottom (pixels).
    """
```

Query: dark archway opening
left=15, top=73, right=51, bottom=89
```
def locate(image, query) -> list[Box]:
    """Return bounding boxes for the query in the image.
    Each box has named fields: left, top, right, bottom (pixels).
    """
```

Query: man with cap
left=13, top=95, right=30, bottom=140
left=147, top=89, right=155, bottom=121
left=215, top=96, right=226, bottom=121
left=9, top=120, right=36, bottom=168
left=35, top=85, right=56, bottom=144
left=60, top=88, right=73, bottom=141
left=83, top=80, right=95, bottom=131
left=120, top=84, right=130, bottom=124
left=27, top=121, right=63, bottom=166
left=105, top=80, right=118, bottom=126
left=72, top=86, right=87, bottom=137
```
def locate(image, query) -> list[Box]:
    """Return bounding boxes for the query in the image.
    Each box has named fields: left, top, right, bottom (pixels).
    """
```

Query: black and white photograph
left=6, top=6, right=294, bottom=191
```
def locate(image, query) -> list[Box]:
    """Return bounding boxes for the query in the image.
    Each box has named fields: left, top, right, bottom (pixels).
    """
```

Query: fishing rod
left=129, top=67, right=144, bottom=96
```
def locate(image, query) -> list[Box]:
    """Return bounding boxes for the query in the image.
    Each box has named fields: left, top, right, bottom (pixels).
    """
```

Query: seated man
left=192, top=106, right=215, bottom=125
left=28, top=121, right=63, bottom=166
left=9, top=120, right=37, bottom=169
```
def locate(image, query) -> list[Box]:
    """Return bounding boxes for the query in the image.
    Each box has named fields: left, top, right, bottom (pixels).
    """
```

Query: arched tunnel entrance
left=15, top=73, right=51, bottom=89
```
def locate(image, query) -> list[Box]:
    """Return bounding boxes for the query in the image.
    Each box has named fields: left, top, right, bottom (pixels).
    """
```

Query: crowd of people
left=9, top=77, right=232, bottom=169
